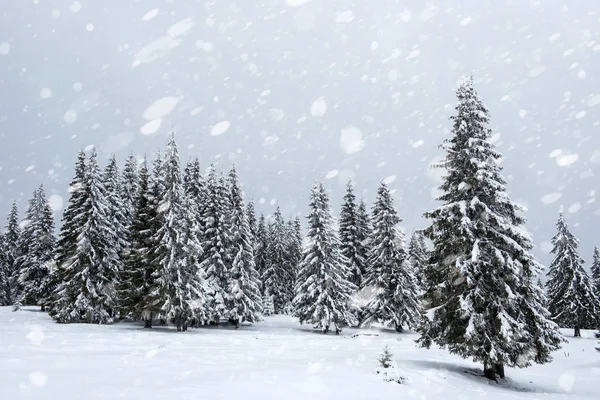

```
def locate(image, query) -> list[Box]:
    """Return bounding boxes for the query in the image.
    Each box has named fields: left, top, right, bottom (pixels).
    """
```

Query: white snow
left=567, top=202, right=582, bottom=213
left=63, top=110, right=78, bottom=124
left=0, top=42, right=10, bottom=56
left=48, top=194, right=64, bottom=213
left=140, top=119, right=162, bottom=135
left=577, top=69, right=587, bottom=79
left=167, top=18, right=194, bottom=37
left=460, top=17, right=472, bottom=25
left=211, top=120, right=231, bottom=136
left=85, top=23, right=94, bottom=32
left=587, top=94, right=600, bottom=107
left=549, top=149, right=563, bottom=158
left=399, top=10, right=412, bottom=22
left=73, top=82, right=83, bottom=92
left=336, top=10, right=355, bottom=24
left=310, top=97, right=327, bottom=117
left=69, top=1, right=82, bottom=13
left=132, top=36, right=182, bottom=67
left=370, top=41, right=379, bottom=50
left=340, top=126, right=365, bottom=154
left=412, top=140, right=424, bottom=148
left=549, top=32, right=561, bottom=41
left=142, top=9, right=159, bottom=21
left=556, top=153, right=579, bottom=167
left=540, top=192, right=562, bottom=204
left=142, top=97, right=179, bottom=120
left=590, top=149, right=600, bottom=164
left=574, top=110, right=586, bottom=119
left=406, top=49, right=420, bottom=60
left=1, top=308, right=598, bottom=400
left=24, top=165, right=35, bottom=172
left=39, top=88, right=52, bottom=99
left=325, top=169, right=339, bottom=179
left=382, top=175, right=396, bottom=185
left=519, top=109, right=527, bottom=118
left=528, top=66, right=546, bottom=77
left=285, top=0, right=314, bottom=7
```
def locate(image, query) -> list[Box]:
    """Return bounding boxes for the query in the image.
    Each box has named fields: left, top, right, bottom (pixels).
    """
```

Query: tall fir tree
left=339, top=180, right=368, bottom=289
left=16, top=185, right=56, bottom=310
left=2, top=202, right=21, bottom=305
left=0, top=229, right=8, bottom=305
left=120, top=153, right=139, bottom=226
left=200, top=166, right=231, bottom=324
left=546, top=213, right=598, bottom=337
left=356, top=199, right=371, bottom=285
left=117, top=158, right=161, bottom=327
left=264, top=206, right=294, bottom=313
left=591, top=246, right=600, bottom=308
left=254, top=213, right=269, bottom=291
left=246, top=201, right=258, bottom=240
left=226, top=166, right=262, bottom=327
left=293, top=183, right=356, bottom=334
left=417, top=77, right=561, bottom=380
left=149, top=135, right=204, bottom=331
left=103, top=155, right=128, bottom=271
left=362, top=182, right=420, bottom=332
left=50, top=148, right=120, bottom=323
left=408, top=230, right=428, bottom=288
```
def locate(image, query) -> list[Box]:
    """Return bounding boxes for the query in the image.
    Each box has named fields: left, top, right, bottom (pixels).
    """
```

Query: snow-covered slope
left=1, top=307, right=598, bottom=399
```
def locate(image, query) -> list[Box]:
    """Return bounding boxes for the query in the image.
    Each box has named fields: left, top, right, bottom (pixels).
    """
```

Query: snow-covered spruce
left=417, top=76, right=561, bottom=381
left=16, top=185, right=56, bottom=311
left=361, top=182, right=420, bottom=332
left=546, top=213, right=599, bottom=337
left=199, top=166, right=231, bottom=324
left=339, top=180, right=368, bottom=289
left=102, top=155, right=128, bottom=274
left=1, top=202, right=21, bottom=306
left=376, top=346, right=407, bottom=384
left=225, top=165, right=262, bottom=328
left=408, top=230, right=428, bottom=289
left=591, top=246, right=600, bottom=310
left=263, top=206, right=295, bottom=314
left=120, top=153, right=140, bottom=228
left=148, top=135, right=206, bottom=331
left=49, top=149, right=121, bottom=324
left=254, top=213, right=269, bottom=292
left=117, top=158, right=162, bottom=327
left=292, top=183, right=356, bottom=334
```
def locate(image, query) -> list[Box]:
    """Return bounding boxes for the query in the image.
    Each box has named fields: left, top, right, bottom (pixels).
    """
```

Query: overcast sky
left=1, top=0, right=599, bottom=267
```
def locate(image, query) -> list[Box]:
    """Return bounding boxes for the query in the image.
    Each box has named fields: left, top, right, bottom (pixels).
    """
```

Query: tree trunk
left=41, top=305, right=45, bottom=312
left=574, top=326, right=581, bottom=337
left=483, top=364, right=496, bottom=381
left=183, top=321, right=188, bottom=332
left=144, top=318, right=152, bottom=328
left=395, top=323, right=404, bottom=333
left=494, top=363, right=505, bottom=379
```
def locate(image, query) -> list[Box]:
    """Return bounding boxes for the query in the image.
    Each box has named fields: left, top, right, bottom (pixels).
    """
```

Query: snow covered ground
left=1, top=307, right=598, bottom=400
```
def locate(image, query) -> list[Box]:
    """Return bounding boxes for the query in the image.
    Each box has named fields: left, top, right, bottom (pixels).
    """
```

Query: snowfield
left=1, top=307, right=598, bottom=400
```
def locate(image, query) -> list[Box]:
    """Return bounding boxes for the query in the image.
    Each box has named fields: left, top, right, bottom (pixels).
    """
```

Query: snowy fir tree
left=362, top=182, right=420, bottom=332
left=246, top=201, right=258, bottom=240
left=183, top=157, right=205, bottom=230
left=408, top=230, right=428, bottom=288
left=50, top=149, right=121, bottom=323
left=546, top=213, right=598, bottom=337
left=148, top=135, right=205, bottom=331
left=339, top=180, right=368, bottom=289
left=120, top=153, right=139, bottom=225
left=225, top=166, right=262, bottom=327
left=356, top=199, right=372, bottom=280
left=199, top=166, right=231, bottom=324
left=292, top=183, right=356, bottom=334
left=16, top=185, right=55, bottom=310
left=0, top=230, right=8, bottom=305
left=417, top=77, right=561, bottom=380
left=264, top=206, right=295, bottom=313
left=1, top=202, right=21, bottom=305
left=117, top=158, right=162, bottom=327
left=103, top=155, right=128, bottom=269
left=591, top=246, right=600, bottom=307
left=254, top=213, right=269, bottom=289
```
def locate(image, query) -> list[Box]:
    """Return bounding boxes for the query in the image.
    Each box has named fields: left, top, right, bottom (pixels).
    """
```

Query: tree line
left=1, top=76, right=599, bottom=380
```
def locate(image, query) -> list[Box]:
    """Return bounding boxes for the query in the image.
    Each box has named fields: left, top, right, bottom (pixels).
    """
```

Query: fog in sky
left=1, top=0, right=599, bottom=267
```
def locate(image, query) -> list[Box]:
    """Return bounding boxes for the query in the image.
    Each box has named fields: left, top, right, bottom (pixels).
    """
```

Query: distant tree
left=254, top=213, right=269, bottom=291
left=16, top=185, right=55, bottom=310
left=225, top=166, right=262, bottom=327
left=246, top=201, right=258, bottom=240
left=408, top=230, right=428, bottom=288
left=0, top=229, right=8, bottom=305
left=356, top=199, right=372, bottom=284
left=546, top=213, right=598, bottom=337
left=293, top=183, right=356, bottom=334
left=103, top=155, right=128, bottom=272
left=1, top=202, right=21, bottom=305
left=120, top=153, right=139, bottom=225
left=417, top=77, right=561, bottom=380
left=50, top=149, right=120, bottom=323
left=591, top=246, right=600, bottom=309
left=362, top=182, right=420, bottom=332
left=200, top=167, right=231, bottom=324
left=264, top=206, right=294, bottom=313
left=339, top=180, right=368, bottom=289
